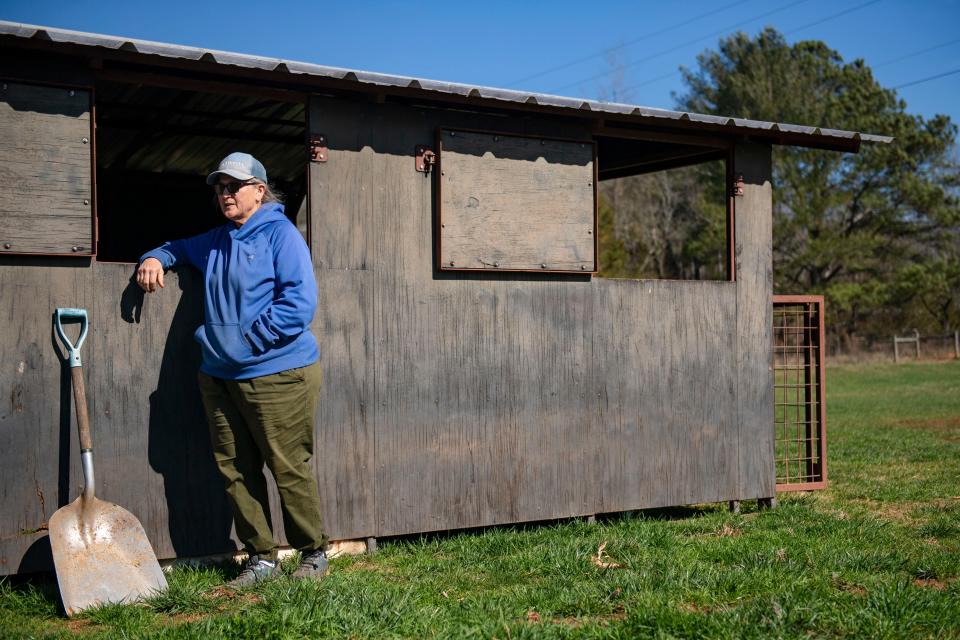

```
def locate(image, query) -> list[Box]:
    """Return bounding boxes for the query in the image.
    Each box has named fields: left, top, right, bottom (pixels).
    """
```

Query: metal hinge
left=731, top=173, right=745, bottom=197
left=310, top=134, right=328, bottom=163
left=415, top=145, right=435, bottom=173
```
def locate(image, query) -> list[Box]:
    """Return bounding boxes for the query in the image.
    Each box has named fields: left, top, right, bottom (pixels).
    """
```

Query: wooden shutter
left=0, top=82, right=93, bottom=255
left=438, top=129, right=596, bottom=273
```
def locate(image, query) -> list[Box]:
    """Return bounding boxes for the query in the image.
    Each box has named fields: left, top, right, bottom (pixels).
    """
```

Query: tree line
left=598, top=29, right=959, bottom=347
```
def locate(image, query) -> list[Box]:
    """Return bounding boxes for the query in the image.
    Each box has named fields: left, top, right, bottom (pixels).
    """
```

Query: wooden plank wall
left=0, top=260, right=238, bottom=573
left=87, top=264, right=238, bottom=559
left=734, top=143, right=776, bottom=499
left=0, top=93, right=774, bottom=575
left=0, top=82, right=93, bottom=255
left=438, top=130, right=595, bottom=272
left=0, top=258, right=91, bottom=574
left=309, top=96, right=772, bottom=539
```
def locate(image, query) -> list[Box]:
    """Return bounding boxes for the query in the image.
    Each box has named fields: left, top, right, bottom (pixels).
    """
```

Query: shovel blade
left=49, top=496, right=167, bottom=617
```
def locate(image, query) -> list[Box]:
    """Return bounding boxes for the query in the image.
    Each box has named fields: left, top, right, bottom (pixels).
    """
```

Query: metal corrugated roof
left=0, top=20, right=894, bottom=148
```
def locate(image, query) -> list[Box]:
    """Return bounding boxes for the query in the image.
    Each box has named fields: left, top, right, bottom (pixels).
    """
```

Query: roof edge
left=0, top=20, right=894, bottom=149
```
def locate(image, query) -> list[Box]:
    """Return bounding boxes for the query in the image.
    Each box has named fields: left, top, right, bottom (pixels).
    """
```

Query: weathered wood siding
left=308, top=96, right=772, bottom=538
left=0, top=92, right=774, bottom=575
left=734, top=143, right=775, bottom=499
left=0, top=259, right=91, bottom=574
left=0, top=82, right=92, bottom=255
left=438, top=130, right=595, bottom=273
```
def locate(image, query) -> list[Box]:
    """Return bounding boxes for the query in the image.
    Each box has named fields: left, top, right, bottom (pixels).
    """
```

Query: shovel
left=50, top=308, right=167, bottom=617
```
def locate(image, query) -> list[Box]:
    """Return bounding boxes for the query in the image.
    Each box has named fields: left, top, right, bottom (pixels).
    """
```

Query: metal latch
left=309, top=134, right=328, bottom=163
left=415, top=145, right=435, bottom=173
left=731, top=173, right=745, bottom=197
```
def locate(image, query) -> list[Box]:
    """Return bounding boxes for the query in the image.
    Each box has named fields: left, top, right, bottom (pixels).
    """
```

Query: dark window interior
left=596, top=135, right=730, bottom=281
left=94, top=81, right=307, bottom=263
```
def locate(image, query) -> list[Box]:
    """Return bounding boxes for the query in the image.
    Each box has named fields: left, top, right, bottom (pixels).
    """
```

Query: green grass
left=3, top=361, right=959, bottom=639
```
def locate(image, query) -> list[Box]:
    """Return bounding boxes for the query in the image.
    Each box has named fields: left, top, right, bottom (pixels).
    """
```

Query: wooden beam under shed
left=599, top=148, right=727, bottom=180
left=94, top=68, right=306, bottom=104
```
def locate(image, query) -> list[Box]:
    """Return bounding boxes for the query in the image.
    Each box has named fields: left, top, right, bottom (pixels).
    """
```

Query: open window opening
left=596, top=135, right=730, bottom=281
left=94, top=80, right=308, bottom=263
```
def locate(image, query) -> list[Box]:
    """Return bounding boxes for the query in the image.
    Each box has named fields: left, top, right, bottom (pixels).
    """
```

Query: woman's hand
left=137, top=258, right=165, bottom=293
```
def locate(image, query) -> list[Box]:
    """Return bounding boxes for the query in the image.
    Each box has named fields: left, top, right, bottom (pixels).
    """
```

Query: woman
left=137, top=152, right=329, bottom=587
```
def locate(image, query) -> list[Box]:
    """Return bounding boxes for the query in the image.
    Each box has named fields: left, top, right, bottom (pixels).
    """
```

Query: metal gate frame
left=773, top=295, right=827, bottom=491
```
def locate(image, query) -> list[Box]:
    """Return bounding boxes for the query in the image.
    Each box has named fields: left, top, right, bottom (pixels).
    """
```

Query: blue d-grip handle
left=55, top=308, right=88, bottom=368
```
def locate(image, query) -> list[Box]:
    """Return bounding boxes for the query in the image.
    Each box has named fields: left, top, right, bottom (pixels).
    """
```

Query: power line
left=874, top=37, right=960, bottom=69
left=507, top=0, right=750, bottom=87
left=893, top=67, right=960, bottom=90
left=548, top=0, right=814, bottom=94
left=786, top=0, right=882, bottom=34
left=621, top=0, right=883, bottom=95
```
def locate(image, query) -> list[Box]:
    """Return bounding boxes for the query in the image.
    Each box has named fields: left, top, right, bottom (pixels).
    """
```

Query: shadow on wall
left=15, top=315, right=88, bottom=575
left=122, top=268, right=236, bottom=559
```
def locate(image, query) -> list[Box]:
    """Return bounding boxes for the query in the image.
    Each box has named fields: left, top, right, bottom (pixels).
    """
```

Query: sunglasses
left=213, top=180, right=258, bottom=195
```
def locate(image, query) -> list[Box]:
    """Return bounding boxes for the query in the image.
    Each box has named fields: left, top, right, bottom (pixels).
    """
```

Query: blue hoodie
left=140, top=202, right=319, bottom=380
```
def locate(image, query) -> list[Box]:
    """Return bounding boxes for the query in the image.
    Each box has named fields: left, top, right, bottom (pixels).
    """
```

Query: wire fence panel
left=774, top=296, right=827, bottom=491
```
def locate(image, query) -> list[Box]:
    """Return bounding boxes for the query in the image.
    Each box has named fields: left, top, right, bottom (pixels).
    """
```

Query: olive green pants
left=198, top=362, right=328, bottom=560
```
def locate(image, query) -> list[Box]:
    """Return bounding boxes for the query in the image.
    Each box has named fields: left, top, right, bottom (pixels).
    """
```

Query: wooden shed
left=0, top=22, right=891, bottom=575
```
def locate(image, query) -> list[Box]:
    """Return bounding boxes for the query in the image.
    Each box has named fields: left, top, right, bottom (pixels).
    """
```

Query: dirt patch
left=846, top=498, right=919, bottom=524
left=200, top=587, right=264, bottom=615
left=832, top=573, right=867, bottom=596
left=895, top=417, right=960, bottom=442
left=170, top=612, right=208, bottom=624
left=67, top=618, right=94, bottom=633
left=913, top=577, right=956, bottom=591
left=203, top=587, right=262, bottom=604
left=850, top=497, right=958, bottom=525
left=873, top=502, right=918, bottom=524
left=838, top=582, right=867, bottom=596
left=525, top=606, right=626, bottom=628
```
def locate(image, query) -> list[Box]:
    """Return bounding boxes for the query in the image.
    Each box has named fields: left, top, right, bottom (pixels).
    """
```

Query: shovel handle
left=71, top=367, right=93, bottom=453
left=54, top=308, right=88, bottom=368
left=54, top=308, right=94, bottom=456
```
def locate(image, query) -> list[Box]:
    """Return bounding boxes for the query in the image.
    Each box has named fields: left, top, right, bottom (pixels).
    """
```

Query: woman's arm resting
left=136, top=229, right=218, bottom=294
left=136, top=257, right=165, bottom=293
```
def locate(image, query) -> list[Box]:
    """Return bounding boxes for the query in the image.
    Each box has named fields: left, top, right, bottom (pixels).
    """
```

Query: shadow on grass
left=628, top=505, right=718, bottom=521
left=0, top=572, right=64, bottom=617
left=372, top=504, right=731, bottom=550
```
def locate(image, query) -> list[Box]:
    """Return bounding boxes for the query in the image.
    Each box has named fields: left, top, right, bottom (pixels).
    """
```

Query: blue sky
left=3, top=0, right=959, bottom=136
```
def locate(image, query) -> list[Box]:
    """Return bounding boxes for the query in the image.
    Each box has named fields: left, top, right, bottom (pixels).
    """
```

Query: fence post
left=955, top=331, right=959, bottom=359
left=914, top=329, right=921, bottom=360
left=894, top=337, right=899, bottom=364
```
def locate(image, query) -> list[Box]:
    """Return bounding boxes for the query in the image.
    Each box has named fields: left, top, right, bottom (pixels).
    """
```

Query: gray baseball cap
left=206, top=152, right=268, bottom=185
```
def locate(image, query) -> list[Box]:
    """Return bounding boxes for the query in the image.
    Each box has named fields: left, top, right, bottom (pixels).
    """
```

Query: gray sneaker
left=291, top=549, right=329, bottom=581
left=228, top=555, right=278, bottom=588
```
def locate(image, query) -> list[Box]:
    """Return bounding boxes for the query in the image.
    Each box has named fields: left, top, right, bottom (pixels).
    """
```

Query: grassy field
left=2, top=361, right=958, bottom=639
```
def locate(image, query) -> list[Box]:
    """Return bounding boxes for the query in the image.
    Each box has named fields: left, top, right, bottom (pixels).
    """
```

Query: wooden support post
left=894, top=337, right=899, bottom=364
left=915, top=330, right=921, bottom=360
left=758, top=497, right=777, bottom=510
left=955, top=331, right=959, bottom=359
left=365, top=537, right=378, bottom=554
left=586, top=515, right=597, bottom=525
left=728, top=500, right=741, bottom=514
left=733, top=142, right=775, bottom=506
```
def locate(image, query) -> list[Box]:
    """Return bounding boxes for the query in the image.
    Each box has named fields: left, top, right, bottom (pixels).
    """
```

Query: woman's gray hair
left=259, top=181, right=284, bottom=204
